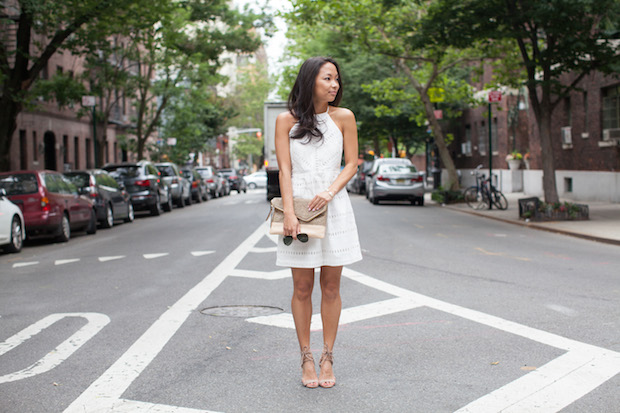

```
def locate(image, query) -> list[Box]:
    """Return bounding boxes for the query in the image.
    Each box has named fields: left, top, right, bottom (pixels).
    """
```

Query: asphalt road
left=1, top=189, right=619, bottom=413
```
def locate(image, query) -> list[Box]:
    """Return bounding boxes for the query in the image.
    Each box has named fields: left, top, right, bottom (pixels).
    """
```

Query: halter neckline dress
left=276, top=108, right=363, bottom=268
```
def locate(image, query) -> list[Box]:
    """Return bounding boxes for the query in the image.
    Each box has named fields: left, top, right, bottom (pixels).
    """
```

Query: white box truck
left=263, top=101, right=288, bottom=200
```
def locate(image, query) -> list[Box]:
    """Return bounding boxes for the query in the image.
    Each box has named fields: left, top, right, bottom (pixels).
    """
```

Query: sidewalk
left=434, top=192, right=620, bottom=246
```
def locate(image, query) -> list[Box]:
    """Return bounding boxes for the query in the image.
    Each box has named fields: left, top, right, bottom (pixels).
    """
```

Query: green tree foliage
left=226, top=59, right=271, bottom=169
left=157, top=83, right=231, bottom=166
left=0, top=0, right=165, bottom=171
left=424, top=0, right=620, bottom=202
left=287, top=0, right=483, bottom=190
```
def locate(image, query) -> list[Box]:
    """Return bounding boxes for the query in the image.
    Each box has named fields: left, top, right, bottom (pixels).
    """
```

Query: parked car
left=181, top=167, right=208, bottom=203
left=196, top=166, right=224, bottom=198
left=218, top=168, right=247, bottom=193
left=366, top=164, right=425, bottom=206
left=103, top=161, right=172, bottom=216
left=243, top=170, right=267, bottom=189
left=366, top=158, right=413, bottom=199
left=65, top=169, right=134, bottom=228
left=0, top=188, right=25, bottom=253
left=347, top=160, right=373, bottom=194
left=156, top=162, right=192, bottom=208
left=217, top=172, right=230, bottom=197
left=0, top=170, right=97, bottom=242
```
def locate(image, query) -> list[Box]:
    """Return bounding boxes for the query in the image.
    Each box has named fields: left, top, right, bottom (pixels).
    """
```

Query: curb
left=438, top=202, right=620, bottom=247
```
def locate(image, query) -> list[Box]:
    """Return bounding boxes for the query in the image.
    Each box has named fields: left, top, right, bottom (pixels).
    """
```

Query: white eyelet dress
left=276, top=109, right=363, bottom=268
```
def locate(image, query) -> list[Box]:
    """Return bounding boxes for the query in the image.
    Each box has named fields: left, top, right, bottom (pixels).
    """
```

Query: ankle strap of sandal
left=319, top=344, right=334, bottom=366
left=300, top=346, right=314, bottom=367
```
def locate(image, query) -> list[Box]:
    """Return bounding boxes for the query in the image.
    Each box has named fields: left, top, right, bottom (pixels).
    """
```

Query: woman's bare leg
left=318, top=265, right=342, bottom=386
left=291, top=268, right=317, bottom=386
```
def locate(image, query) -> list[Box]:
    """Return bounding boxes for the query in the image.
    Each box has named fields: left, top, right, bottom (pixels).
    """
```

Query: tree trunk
left=537, top=111, right=559, bottom=203
left=422, top=95, right=459, bottom=190
left=0, top=96, right=20, bottom=171
left=95, top=121, right=107, bottom=167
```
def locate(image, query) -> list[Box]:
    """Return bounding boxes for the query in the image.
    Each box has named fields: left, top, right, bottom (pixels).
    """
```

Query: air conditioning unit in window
left=602, top=128, right=620, bottom=141
left=561, top=127, right=572, bottom=146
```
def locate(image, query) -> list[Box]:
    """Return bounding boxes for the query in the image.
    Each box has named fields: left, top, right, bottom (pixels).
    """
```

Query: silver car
left=367, top=164, right=425, bottom=206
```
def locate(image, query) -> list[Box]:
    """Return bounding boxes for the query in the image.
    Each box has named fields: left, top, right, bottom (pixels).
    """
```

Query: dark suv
left=218, top=168, right=247, bottom=193
left=65, top=169, right=134, bottom=228
left=103, top=161, right=172, bottom=216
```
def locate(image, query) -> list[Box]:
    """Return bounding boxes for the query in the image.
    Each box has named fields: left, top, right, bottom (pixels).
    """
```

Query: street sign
left=167, top=138, right=177, bottom=146
left=82, top=96, right=96, bottom=107
left=488, top=90, right=502, bottom=103
left=428, top=87, right=445, bottom=103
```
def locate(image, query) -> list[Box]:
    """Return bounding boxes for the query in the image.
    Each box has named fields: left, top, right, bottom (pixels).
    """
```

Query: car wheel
left=162, top=193, right=173, bottom=212
left=124, top=202, right=135, bottom=223
left=102, top=203, right=114, bottom=229
left=185, top=192, right=192, bottom=206
left=248, top=182, right=257, bottom=189
left=176, top=194, right=185, bottom=208
left=194, top=191, right=202, bottom=203
left=243, top=188, right=247, bottom=193
left=5, top=215, right=23, bottom=253
left=418, top=197, right=425, bottom=206
left=86, top=209, right=97, bottom=234
left=56, top=213, right=71, bottom=242
left=151, top=195, right=162, bottom=216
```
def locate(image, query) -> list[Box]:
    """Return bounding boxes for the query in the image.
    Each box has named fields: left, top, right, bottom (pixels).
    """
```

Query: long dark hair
left=288, top=57, right=343, bottom=141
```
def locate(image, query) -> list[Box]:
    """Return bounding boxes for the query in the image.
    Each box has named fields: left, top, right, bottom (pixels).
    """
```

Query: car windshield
left=65, top=173, right=89, bottom=188
left=196, top=169, right=212, bottom=178
left=156, top=165, right=175, bottom=176
left=0, top=173, right=39, bottom=195
left=380, top=165, right=417, bottom=174
left=105, top=166, right=140, bottom=178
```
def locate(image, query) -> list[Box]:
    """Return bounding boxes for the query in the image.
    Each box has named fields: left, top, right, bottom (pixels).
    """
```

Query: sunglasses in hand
left=283, top=233, right=309, bottom=245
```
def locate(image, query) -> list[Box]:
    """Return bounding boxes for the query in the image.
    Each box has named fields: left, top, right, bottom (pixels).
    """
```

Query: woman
left=274, top=57, right=363, bottom=388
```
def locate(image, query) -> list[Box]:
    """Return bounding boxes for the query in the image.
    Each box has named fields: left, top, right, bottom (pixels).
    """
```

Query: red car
left=0, top=170, right=97, bottom=242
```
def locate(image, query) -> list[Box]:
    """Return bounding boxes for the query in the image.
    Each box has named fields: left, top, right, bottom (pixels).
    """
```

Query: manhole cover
left=200, top=305, right=284, bottom=318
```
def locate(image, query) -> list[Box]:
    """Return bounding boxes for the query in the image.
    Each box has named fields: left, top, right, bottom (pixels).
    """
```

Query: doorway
left=44, top=131, right=57, bottom=170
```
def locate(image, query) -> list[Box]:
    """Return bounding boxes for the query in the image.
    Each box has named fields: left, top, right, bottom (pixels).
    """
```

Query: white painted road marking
left=0, top=313, right=110, bottom=384
left=190, top=250, right=215, bottom=257
left=143, top=253, right=169, bottom=259
left=63, top=224, right=267, bottom=413
left=12, top=261, right=39, bottom=268
left=55, top=258, right=80, bottom=265
left=98, top=255, right=126, bottom=262
left=61, top=223, right=620, bottom=412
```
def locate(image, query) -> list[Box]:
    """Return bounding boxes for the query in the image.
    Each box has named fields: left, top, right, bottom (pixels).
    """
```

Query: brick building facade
left=7, top=40, right=141, bottom=173
left=449, top=67, right=620, bottom=202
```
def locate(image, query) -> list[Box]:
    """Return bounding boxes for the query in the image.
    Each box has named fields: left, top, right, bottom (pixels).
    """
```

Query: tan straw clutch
left=268, top=197, right=327, bottom=239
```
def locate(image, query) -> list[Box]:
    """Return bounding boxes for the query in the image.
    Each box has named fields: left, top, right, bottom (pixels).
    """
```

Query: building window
left=602, top=84, right=620, bottom=130
left=464, top=125, right=472, bottom=156
left=86, top=138, right=92, bottom=169
left=74, top=137, right=80, bottom=170
left=478, top=121, right=487, bottom=155
left=62, top=135, right=69, bottom=165
left=32, top=131, right=38, bottom=161
left=57, top=65, right=63, bottom=74
left=564, top=97, right=572, bottom=127
left=19, top=130, right=27, bottom=169
left=40, top=64, right=49, bottom=80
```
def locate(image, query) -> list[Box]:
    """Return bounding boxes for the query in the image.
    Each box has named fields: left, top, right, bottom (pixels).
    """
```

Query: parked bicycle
left=463, top=165, right=508, bottom=210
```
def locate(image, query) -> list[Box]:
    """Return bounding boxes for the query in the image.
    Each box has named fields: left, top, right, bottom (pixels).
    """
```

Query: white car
left=0, top=188, right=25, bottom=253
left=243, top=171, right=268, bottom=189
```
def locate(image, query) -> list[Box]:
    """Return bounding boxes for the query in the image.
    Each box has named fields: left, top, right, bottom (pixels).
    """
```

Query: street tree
left=279, top=20, right=427, bottom=159
left=424, top=0, right=620, bottom=202
left=0, top=0, right=162, bottom=171
left=288, top=0, right=483, bottom=190
left=128, top=0, right=268, bottom=161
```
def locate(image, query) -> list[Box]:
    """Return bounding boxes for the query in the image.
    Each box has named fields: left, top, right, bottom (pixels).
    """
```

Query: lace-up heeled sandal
left=319, top=344, right=336, bottom=388
left=300, top=346, right=319, bottom=388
